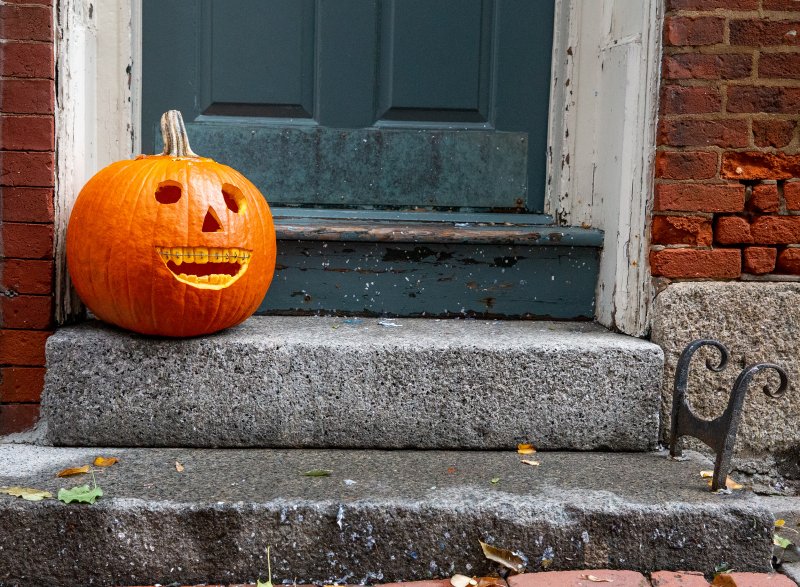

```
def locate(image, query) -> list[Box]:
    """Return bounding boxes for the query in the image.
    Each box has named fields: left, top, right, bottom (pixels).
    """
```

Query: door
left=142, top=0, right=555, bottom=213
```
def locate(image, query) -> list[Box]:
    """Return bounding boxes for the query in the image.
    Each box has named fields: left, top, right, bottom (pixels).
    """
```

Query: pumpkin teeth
left=156, top=246, right=251, bottom=290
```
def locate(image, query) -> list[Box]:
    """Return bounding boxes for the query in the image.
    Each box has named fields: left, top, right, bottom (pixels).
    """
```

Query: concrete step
left=40, top=317, right=663, bottom=450
left=0, top=445, right=776, bottom=586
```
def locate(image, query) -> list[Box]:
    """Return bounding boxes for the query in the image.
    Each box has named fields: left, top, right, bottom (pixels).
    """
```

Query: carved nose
left=202, top=206, right=223, bottom=232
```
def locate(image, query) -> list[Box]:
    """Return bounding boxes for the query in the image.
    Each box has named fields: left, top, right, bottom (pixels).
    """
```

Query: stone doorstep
left=121, top=573, right=799, bottom=587
left=0, top=445, right=780, bottom=586
left=40, top=317, right=664, bottom=450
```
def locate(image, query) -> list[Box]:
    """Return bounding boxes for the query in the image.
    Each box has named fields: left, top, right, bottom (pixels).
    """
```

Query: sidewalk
left=127, top=572, right=798, bottom=587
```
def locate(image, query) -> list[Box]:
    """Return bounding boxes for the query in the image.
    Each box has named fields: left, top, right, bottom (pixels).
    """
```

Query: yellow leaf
left=93, top=456, right=118, bottom=467
left=450, top=574, right=477, bottom=587
left=478, top=541, right=526, bottom=572
left=521, top=459, right=541, bottom=467
left=582, top=575, right=614, bottom=583
left=175, top=461, right=185, bottom=472
left=56, top=465, right=90, bottom=477
left=0, top=486, right=52, bottom=501
left=706, top=476, right=743, bottom=490
left=776, top=519, right=786, bottom=528
left=700, top=470, right=714, bottom=479
left=517, top=443, right=536, bottom=455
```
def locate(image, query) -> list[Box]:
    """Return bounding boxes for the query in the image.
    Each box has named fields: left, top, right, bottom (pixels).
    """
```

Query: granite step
left=40, top=317, right=663, bottom=449
left=0, top=445, right=777, bottom=586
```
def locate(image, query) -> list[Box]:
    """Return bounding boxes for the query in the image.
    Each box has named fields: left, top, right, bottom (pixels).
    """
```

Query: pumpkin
left=66, top=110, right=276, bottom=337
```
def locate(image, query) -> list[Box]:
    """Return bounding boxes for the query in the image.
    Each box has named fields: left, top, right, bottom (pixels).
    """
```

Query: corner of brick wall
left=0, top=0, right=56, bottom=434
left=653, top=0, right=800, bottom=281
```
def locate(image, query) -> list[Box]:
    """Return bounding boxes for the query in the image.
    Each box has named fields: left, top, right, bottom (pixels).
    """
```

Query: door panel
left=142, top=0, right=554, bottom=211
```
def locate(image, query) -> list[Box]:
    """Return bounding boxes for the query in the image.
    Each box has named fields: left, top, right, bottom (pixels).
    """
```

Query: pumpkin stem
left=160, top=110, right=199, bottom=157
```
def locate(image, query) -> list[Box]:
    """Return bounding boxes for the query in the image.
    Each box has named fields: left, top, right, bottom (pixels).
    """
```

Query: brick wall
left=0, top=0, right=56, bottom=434
left=653, top=0, right=800, bottom=279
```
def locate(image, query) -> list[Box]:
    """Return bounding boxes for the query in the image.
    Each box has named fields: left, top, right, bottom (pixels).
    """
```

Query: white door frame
left=54, top=0, right=662, bottom=336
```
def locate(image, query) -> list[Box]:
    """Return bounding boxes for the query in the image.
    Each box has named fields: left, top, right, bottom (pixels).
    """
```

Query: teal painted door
left=142, top=0, right=555, bottom=213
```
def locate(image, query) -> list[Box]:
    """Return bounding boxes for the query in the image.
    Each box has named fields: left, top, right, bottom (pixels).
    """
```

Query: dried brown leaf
left=56, top=465, right=90, bottom=478
left=711, top=574, right=737, bottom=587
left=93, top=456, right=118, bottom=467
left=478, top=540, right=526, bottom=573
left=450, top=574, right=477, bottom=587
left=520, top=459, right=541, bottom=467
left=175, top=461, right=185, bottom=473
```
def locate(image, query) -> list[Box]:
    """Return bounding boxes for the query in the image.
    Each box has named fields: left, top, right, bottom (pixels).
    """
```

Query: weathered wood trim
left=54, top=0, right=140, bottom=324
left=546, top=0, right=662, bottom=336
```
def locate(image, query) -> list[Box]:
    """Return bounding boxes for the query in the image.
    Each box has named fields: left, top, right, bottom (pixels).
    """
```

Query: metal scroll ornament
left=669, top=339, right=789, bottom=492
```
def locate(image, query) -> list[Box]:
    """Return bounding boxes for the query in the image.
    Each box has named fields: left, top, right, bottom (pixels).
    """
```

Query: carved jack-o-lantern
left=67, top=110, right=276, bottom=337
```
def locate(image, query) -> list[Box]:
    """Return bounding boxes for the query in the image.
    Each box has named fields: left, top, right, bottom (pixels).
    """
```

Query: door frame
left=54, top=0, right=662, bottom=336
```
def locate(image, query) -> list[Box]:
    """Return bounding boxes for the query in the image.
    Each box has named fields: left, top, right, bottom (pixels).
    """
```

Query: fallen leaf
left=517, top=443, right=536, bottom=455
left=775, top=535, right=792, bottom=549
left=94, top=456, right=118, bottom=467
left=475, top=578, right=506, bottom=587
left=776, top=519, right=786, bottom=528
left=447, top=466, right=458, bottom=474
left=700, top=471, right=743, bottom=490
left=175, top=461, right=185, bottom=473
left=700, top=470, right=714, bottom=478
left=257, top=545, right=273, bottom=587
left=582, top=575, right=613, bottom=583
left=521, top=459, right=541, bottom=467
left=302, top=469, right=332, bottom=477
left=0, top=486, right=52, bottom=501
left=56, top=465, right=90, bottom=477
left=711, top=574, right=737, bottom=587
left=58, top=484, right=103, bottom=504
left=490, top=478, right=500, bottom=484
left=479, top=540, right=527, bottom=573
left=450, top=574, right=477, bottom=587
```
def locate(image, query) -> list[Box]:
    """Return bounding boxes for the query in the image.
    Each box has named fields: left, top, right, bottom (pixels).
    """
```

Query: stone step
left=41, top=317, right=663, bottom=449
left=0, top=445, right=776, bottom=586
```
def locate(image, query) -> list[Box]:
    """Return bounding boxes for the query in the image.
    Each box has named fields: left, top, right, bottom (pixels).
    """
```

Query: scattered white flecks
left=337, top=504, right=345, bottom=530
left=344, top=479, right=357, bottom=486
left=581, top=530, right=590, bottom=543
left=429, top=560, right=438, bottom=573
left=465, top=563, right=473, bottom=571
left=378, top=319, right=400, bottom=327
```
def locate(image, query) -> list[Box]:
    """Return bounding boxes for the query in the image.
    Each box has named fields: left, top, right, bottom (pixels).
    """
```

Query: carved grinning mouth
left=156, top=246, right=251, bottom=289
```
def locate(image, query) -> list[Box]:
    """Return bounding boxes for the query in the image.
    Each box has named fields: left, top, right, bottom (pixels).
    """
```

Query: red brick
left=727, top=572, right=798, bottom=586
left=0, top=259, right=53, bottom=294
left=722, top=151, right=800, bottom=180
left=0, top=329, right=50, bottom=365
left=749, top=183, right=780, bottom=212
left=663, top=53, right=752, bottom=80
left=764, top=0, right=800, bottom=11
left=751, top=215, right=800, bottom=244
left=655, top=183, right=745, bottom=212
left=667, top=0, right=758, bottom=9
left=1, top=187, right=54, bottom=223
left=744, top=246, right=778, bottom=274
left=0, top=403, right=39, bottom=435
left=508, top=571, right=648, bottom=587
left=1, top=0, right=52, bottom=4
left=664, top=17, right=725, bottom=46
left=650, top=248, right=742, bottom=278
left=659, top=119, right=749, bottom=148
left=0, top=79, right=54, bottom=114
left=0, top=5, right=53, bottom=42
left=760, top=52, right=800, bottom=80
left=752, top=119, right=796, bottom=147
left=1, top=223, right=53, bottom=259
left=716, top=215, right=754, bottom=244
left=0, top=115, right=54, bottom=151
left=728, top=86, right=800, bottom=113
left=651, top=570, right=710, bottom=587
left=0, top=41, right=54, bottom=78
left=0, top=151, right=55, bottom=187
left=2, top=295, right=53, bottom=329
left=785, top=180, right=800, bottom=209
left=730, top=20, right=800, bottom=46
left=652, top=215, right=713, bottom=246
left=656, top=150, right=718, bottom=180
left=778, top=247, right=800, bottom=273
left=661, top=86, right=722, bottom=114
left=0, top=366, right=44, bottom=402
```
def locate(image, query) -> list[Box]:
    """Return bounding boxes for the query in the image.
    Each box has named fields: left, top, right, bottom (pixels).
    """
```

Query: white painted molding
left=547, top=0, right=662, bottom=336
left=54, top=0, right=139, bottom=324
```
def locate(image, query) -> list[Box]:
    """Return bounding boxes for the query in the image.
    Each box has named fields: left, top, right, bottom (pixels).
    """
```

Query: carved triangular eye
left=155, top=181, right=182, bottom=204
left=202, top=206, right=223, bottom=232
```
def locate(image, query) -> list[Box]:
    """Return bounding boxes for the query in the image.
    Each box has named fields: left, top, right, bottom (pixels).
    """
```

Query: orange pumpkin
left=67, top=110, right=276, bottom=337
